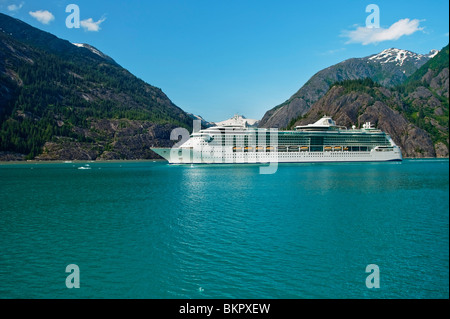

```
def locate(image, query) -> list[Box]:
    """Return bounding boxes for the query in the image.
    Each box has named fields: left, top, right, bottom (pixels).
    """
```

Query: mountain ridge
left=0, top=13, right=447, bottom=160
left=259, top=47, right=437, bottom=129
left=289, top=45, right=449, bottom=158
left=72, top=43, right=116, bottom=64
left=0, top=12, right=192, bottom=161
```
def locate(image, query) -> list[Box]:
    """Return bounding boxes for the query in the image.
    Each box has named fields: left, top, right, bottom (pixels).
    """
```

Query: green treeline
left=0, top=42, right=190, bottom=159
left=397, top=45, right=449, bottom=146
left=332, top=78, right=381, bottom=94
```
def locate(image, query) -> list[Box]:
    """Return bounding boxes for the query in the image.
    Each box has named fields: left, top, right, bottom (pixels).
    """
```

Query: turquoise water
left=0, top=159, right=448, bottom=299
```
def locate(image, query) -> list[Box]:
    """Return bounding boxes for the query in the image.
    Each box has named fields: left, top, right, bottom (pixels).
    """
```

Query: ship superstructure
left=151, top=116, right=402, bottom=164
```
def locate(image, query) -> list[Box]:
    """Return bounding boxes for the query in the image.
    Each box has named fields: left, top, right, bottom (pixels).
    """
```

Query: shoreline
left=0, top=159, right=167, bottom=165
left=0, top=157, right=448, bottom=165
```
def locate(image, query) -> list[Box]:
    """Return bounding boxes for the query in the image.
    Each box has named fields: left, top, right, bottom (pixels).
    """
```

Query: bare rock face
left=37, top=140, right=100, bottom=161
left=291, top=46, right=449, bottom=158
left=0, top=151, right=25, bottom=161
left=35, top=119, right=181, bottom=161
left=399, top=127, right=436, bottom=158
left=435, top=142, right=449, bottom=158
left=294, top=86, right=437, bottom=158
left=424, top=68, right=449, bottom=99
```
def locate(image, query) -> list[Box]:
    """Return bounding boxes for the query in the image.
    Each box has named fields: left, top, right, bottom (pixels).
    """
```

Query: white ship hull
left=151, top=116, right=403, bottom=165
left=151, top=147, right=402, bottom=164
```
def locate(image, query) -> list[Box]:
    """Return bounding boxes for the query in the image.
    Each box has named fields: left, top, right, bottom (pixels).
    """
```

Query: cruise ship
left=151, top=115, right=403, bottom=164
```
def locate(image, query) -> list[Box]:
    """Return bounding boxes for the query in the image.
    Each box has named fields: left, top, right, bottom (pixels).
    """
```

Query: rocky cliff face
left=401, top=45, right=449, bottom=157
left=259, top=48, right=437, bottom=129
left=34, top=119, right=179, bottom=161
left=290, top=45, right=449, bottom=158
left=294, top=86, right=436, bottom=158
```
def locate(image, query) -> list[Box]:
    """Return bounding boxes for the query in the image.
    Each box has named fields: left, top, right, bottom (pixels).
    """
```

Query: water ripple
left=0, top=160, right=448, bottom=298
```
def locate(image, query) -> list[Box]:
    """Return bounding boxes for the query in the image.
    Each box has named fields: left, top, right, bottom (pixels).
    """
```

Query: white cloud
left=8, top=2, right=24, bottom=12
left=80, top=17, right=106, bottom=32
left=29, top=10, right=55, bottom=25
left=342, top=19, right=424, bottom=45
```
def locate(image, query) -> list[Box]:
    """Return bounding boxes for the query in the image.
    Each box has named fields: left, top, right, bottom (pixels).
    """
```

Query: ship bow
left=151, top=148, right=172, bottom=162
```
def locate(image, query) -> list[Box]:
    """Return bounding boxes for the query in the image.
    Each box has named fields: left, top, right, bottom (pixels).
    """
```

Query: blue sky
left=1, top=0, right=449, bottom=122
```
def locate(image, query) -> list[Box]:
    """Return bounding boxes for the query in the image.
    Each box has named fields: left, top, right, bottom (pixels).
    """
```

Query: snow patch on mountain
left=73, top=43, right=100, bottom=55
left=368, top=48, right=439, bottom=67
left=427, top=49, right=439, bottom=59
left=72, top=43, right=115, bottom=62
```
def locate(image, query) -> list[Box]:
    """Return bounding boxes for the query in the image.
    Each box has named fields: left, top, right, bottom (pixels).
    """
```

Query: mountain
left=186, top=113, right=216, bottom=128
left=0, top=13, right=192, bottom=161
left=214, top=114, right=259, bottom=127
left=289, top=45, right=449, bottom=158
left=398, top=44, right=449, bottom=157
left=259, top=48, right=438, bottom=129
left=72, top=43, right=116, bottom=64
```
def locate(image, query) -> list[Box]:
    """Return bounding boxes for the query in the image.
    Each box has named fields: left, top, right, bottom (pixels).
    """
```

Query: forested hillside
left=0, top=13, right=191, bottom=160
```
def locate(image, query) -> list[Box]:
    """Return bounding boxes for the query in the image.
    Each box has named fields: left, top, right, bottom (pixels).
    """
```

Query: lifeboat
left=334, top=146, right=342, bottom=151
left=324, top=146, right=332, bottom=151
left=300, top=146, right=309, bottom=151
